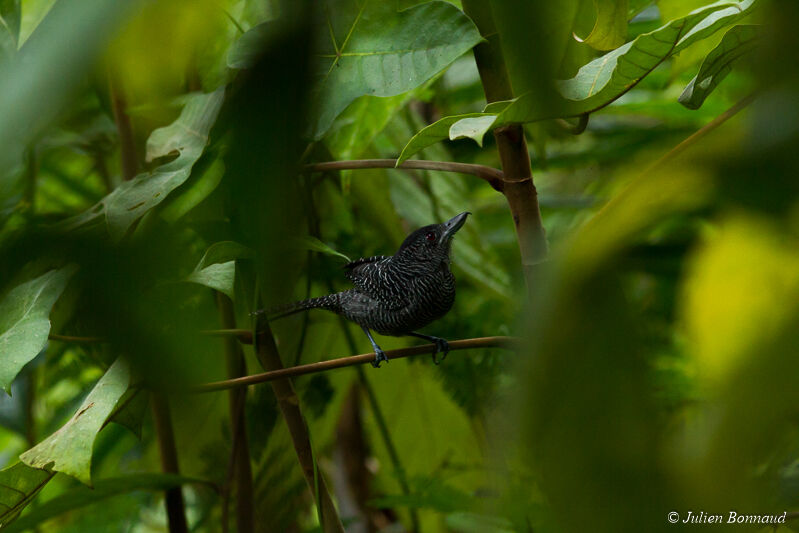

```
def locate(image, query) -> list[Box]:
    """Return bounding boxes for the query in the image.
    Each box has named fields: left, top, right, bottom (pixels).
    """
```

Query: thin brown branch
left=253, top=314, right=345, bottom=533
left=192, top=336, right=519, bottom=393
left=151, top=392, right=189, bottom=533
left=217, top=294, right=254, bottom=533
left=109, top=75, right=139, bottom=181
left=304, top=159, right=506, bottom=192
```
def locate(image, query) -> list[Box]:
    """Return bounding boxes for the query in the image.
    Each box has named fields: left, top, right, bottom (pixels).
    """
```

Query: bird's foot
left=371, top=348, right=389, bottom=368
left=430, top=337, right=450, bottom=365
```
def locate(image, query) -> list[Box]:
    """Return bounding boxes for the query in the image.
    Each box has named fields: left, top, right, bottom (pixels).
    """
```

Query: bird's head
left=394, top=212, right=470, bottom=268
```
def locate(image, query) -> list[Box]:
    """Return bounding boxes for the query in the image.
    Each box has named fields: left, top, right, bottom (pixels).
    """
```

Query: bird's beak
left=441, top=212, right=470, bottom=241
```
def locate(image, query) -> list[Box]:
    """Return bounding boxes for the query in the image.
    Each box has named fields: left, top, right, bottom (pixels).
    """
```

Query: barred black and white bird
left=260, top=212, right=470, bottom=367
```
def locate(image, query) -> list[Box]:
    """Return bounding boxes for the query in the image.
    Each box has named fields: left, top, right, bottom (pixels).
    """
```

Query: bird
left=257, top=212, right=470, bottom=367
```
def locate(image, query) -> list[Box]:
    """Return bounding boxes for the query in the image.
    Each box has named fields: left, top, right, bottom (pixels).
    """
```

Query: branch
left=108, top=74, right=139, bottom=181
left=303, top=159, right=506, bottom=192
left=49, top=329, right=254, bottom=345
left=48, top=333, right=105, bottom=343
left=192, top=336, right=519, bottom=393
left=151, top=393, right=189, bottom=533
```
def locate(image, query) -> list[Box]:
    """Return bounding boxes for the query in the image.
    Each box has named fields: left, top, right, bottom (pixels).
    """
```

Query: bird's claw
left=371, top=348, right=389, bottom=368
left=431, top=338, right=450, bottom=365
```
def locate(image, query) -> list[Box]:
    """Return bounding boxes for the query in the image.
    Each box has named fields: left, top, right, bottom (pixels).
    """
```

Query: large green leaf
left=397, top=0, right=756, bottom=160
left=20, top=358, right=130, bottom=486
left=679, top=24, right=758, bottom=110
left=577, top=0, right=629, bottom=51
left=309, top=0, right=481, bottom=139
left=396, top=112, right=492, bottom=164
left=0, top=462, right=54, bottom=528
left=0, top=0, right=20, bottom=61
left=61, top=89, right=224, bottom=239
left=3, top=473, right=205, bottom=533
left=0, top=266, right=75, bottom=392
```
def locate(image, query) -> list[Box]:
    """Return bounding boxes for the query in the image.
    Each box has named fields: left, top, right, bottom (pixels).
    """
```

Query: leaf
left=396, top=112, right=492, bottom=164
left=448, top=115, right=496, bottom=147
left=158, top=158, right=225, bottom=223
left=60, top=89, right=224, bottom=239
left=2, top=473, right=205, bottom=533
left=397, top=0, right=756, bottom=158
left=20, top=358, right=130, bottom=486
left=0, top=462, right=54, bottom=528
left=309, top=0, right=481, bottom=139
left=297, top=236, right=351, bottom=263
left=576, top=0, right=629, bottom=51
left=0, top=0, right=20, bottom=61
left=325, top=93, right=412, bottom=160
left=226, top=20, right=276, bottom=69
left=0, top=266, right=75, bottom=393
left=679, top=24, right=758, bottom=110
left=106, top=388, right=148, bottom=439
left=186, top=241, right=254, bottom=299
left=445, top=512, right=515, bottom=533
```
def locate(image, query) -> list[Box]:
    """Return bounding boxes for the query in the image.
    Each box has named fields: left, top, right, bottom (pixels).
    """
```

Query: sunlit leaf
left=679, top=25, right=758, bottom=110
left=309, top=0, right=481, bottom=139
left=0, top=266, right=75, bottom=392
left=680, top=215, right=799, bottom=385
left=20, top=358, right=130, bottom=485
left=0, top=462, right=54, bottom=528
left=396, top=112, right=491, bottom=164
left=576, top=0, right=629, bottom=51
left=2, top=473, right=205, bottom=533
left=60, top=89, right=224, bottom=239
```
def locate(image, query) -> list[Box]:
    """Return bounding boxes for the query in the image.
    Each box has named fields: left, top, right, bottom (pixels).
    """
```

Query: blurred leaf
left=679, top=24, right=758, bottom=110
left=371, top=476, right=473, bottom=512
left=680, top=215, right=799, bottom=386
left=0, top=0, right=131, bottom=209
left=398, top=0, right=755, bottom=157
left=226, top=20, right=278, bottom=69
left=0, top=266, right=75, bottom=392
left=61, top=89, right=224, bottom=239
left=186, top=241, right=254, bottom=299
left=106, top=388, right=148, bottom=439
left=0, top=462, right=54, bottom=528
left=0, top=0, right=20, bottom=61
left=445, top=512, right=514, bottom=533
left=309, top=0, right=481, bottom=138
left=297, top=236, right=351, bottom=263
left=158, top=157, right=225, bottom=223
left=576, top=0, right=629, bottom=51
left=2, top=473, right=206, bottom=533
left=20, top=358, right=130, bottom=486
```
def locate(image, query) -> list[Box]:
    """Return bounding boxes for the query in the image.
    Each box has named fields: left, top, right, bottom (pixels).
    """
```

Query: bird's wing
left=343, top=255, right=408, bottom=309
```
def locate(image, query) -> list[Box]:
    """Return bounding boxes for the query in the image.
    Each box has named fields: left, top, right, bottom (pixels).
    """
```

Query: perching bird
left=259, top=212, right=470, bottom=367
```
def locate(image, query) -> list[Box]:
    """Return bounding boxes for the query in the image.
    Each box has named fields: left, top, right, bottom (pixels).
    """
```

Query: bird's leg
left=361, top=326, right=388, bottom=368
left=409, top=332, right=450, bottom=365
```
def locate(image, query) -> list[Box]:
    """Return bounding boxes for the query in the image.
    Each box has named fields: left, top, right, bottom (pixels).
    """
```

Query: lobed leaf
left=20, top=358, right=130, bottom=486
left=679, top=24, right=758, bottom=109
left=60, top=89, right=225, bottom=239
left=0, top=266, right=75, bottom=392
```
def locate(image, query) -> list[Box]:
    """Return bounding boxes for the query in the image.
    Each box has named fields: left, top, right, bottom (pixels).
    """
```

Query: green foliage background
left=0, top=0, right=796, bottom=532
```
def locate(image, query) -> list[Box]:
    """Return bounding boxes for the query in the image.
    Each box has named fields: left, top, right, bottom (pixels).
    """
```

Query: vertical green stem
left=217, top=293, right=255, bottom=533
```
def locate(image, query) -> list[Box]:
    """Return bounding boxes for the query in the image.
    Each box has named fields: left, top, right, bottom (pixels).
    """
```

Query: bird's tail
left=252, top=293, right=342, bottom=320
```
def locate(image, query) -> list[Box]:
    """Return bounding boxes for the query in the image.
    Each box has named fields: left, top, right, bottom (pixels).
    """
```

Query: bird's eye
left=425, top=231, right=437, bottom=243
